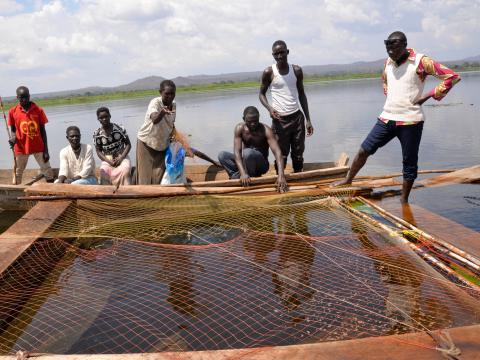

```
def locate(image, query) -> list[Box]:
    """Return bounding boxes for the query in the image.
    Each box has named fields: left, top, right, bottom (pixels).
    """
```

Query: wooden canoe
left=0, top=153, right=349, bottom=210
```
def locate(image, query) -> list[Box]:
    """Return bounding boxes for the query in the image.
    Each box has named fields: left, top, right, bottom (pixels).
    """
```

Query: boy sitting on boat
left=56, top=126, right=97, bottom=185
left=218, top=106, right=288, bottom=193
left=93, top=107, right=132, bottom=186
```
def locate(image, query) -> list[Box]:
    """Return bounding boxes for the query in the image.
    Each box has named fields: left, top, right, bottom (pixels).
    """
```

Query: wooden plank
left=0, top=325, right=478, bottom=359
left=419, top=165, right=480, bottom=187
left=0, top=201, right=71, bottom=274
left=372, top=199, right=480, bottom=261
left=182, top=165, right=349, bottom=187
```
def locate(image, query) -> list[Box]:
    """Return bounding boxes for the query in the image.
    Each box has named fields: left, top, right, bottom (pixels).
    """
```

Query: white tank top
left=379, top=53, right=425, bottom=122
left=271, top=63, right=300, bottom=116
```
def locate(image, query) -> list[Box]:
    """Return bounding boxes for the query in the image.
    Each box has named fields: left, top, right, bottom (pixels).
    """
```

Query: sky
left=0, top=0, right=479, bottom=96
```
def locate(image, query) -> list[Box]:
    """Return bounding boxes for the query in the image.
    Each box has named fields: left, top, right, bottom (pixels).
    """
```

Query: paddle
left=0, top=96, right=17, bottom=185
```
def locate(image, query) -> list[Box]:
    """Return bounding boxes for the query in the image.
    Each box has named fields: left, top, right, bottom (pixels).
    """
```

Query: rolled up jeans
left=218, top=148, right=269, bottom=179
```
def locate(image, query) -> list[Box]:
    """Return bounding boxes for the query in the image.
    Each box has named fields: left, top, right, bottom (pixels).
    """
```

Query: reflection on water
left=0, top=210, right=26, bottom=234
left=1, top=199, right=479, bottom=354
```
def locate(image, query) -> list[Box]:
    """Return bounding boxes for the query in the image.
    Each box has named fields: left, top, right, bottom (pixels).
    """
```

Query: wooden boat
left=0, top=153, right=349, bottom=210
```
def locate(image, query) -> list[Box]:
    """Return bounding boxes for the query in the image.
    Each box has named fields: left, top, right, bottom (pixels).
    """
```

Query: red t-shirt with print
left=8, top=102, right=48, bottom=155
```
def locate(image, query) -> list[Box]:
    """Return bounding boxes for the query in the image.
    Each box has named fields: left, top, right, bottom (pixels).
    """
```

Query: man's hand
left=161, top=107, right=175, bottom=116
left=8, top=135, right=16, bottom=149
left=240, top=174, right=251, bottom=187
left=269, top=108, right=281, bottom=120
left=414, top=95, right=431, bottom=106
left=306, top=120, right=314, bottom=136
left=276, top=175, right=289, bottom=193
left=43, top=150, right=50, bottom=163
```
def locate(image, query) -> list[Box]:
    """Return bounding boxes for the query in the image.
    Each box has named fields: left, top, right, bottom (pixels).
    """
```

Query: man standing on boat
left=259, top=40, right=313, bottom=174
left=136, top=80, right=176, bottom=184
left=7, top=86, right=55, bottom=184
left=332, top=31, right=460, bottom=203
left=218, top=106, right=288, bottom=193
left=56, top=126, right=97, bottom=185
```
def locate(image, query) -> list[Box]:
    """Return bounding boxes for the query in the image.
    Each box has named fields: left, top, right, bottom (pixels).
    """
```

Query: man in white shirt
left=56, top=126, right=97, bottom=185
left=136, top=80, right=176, bottom=184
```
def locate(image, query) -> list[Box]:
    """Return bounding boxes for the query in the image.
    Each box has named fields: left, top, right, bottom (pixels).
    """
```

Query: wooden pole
left=358, top=196, right=480, bottom=271
left=0, top=96, right=17, bottom=185
left=334, top=197, right=480, bottom=292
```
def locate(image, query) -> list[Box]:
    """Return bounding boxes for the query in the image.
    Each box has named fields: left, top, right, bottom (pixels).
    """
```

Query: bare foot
left=330, top=178, right=352, bottom=188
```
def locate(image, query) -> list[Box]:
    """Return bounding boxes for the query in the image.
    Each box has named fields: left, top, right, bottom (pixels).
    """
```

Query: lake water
left=0, top=72, right=479, bottom=229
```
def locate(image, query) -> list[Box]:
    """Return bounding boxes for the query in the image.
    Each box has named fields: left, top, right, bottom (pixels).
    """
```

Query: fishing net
left=0, top=191, right=479, bottom=354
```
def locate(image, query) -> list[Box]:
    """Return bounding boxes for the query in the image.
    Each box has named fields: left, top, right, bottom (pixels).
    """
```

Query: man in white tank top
left=332, top=31, right=460, bottom=203
left=259, top=40, right=313, bottom=173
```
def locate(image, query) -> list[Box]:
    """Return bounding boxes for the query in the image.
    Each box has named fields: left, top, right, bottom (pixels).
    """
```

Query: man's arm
left=382, top=59, right=388, bottom=96
left=192, top=148, right=221, bottom=167
left=233, top=124, right=249, bottom=187
left=8, top=125, right=16, bottom=148
left=265, top=125, right=288, bottom=193
left=414, top=56, right=461, bottom=105
left=146, top=99, right=175, bottom=125
left=39, top=124, right=50, bottom=162
left=293, top=65, right=313, bottom=136
left=150, top=107, right=175, bottom=124
left=57, top=149, right=69, bottom=183
left=259, top=67, right=281, bottom=120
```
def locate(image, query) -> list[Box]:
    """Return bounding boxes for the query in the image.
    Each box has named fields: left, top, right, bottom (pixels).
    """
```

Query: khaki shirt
left=137, top=97, right=176, bottom=151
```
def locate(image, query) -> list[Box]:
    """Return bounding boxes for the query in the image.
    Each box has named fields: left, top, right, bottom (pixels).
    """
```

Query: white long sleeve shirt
left=58, top=144, right=96, bottom=179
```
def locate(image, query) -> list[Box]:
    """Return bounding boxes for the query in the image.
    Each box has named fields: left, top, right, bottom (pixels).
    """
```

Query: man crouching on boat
left=218, top=106, right=288, bottom=193
left=55, top=126, right=97, bottom=185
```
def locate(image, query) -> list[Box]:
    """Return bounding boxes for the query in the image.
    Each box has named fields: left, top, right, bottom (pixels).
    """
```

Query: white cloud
left=0, top=0, right=23, bottom=14
left=325, top=0, right=381, bottom=24
left=0, top=0, right=479, bottom=95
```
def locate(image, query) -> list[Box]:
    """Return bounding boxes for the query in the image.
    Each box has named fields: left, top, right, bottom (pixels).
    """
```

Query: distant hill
left=33, top=54, right=479, bottom=99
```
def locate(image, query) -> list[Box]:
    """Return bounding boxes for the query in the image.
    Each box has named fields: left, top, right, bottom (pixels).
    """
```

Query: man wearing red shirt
left=8, top=86, right=54, bottom=184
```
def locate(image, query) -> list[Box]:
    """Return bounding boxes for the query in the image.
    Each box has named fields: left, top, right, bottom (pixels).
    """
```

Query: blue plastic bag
left=162, top=141, right=186, bottom=184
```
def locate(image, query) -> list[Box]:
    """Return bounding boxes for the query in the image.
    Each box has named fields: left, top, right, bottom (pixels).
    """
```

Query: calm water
left=1, top=196, right=479, bottom=354
left=0, top=73, right=478, bottom=229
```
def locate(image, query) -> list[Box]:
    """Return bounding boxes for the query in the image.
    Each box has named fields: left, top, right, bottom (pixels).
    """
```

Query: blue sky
left=0, top=0, right=479, bottom=96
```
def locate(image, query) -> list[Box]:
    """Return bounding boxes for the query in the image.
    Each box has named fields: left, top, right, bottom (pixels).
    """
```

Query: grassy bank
left=3, top=68, right=479, bottom=108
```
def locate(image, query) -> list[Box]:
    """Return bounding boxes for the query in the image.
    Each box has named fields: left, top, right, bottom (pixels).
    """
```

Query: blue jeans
left=361, top=120, right=424, bottom=181
left=218, top=148, right=269, bottom=179
left=71, top=176, right=98, bottom=185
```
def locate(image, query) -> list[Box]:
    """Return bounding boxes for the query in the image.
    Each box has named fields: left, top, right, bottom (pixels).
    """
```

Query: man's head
left=159, top=80, right=176, bottom=106
left=272, top=40, right=289, bottom=65
left=384, top=31, right=408, bottom=63
left=243, top=106, right=260, bottom=131
left=66, top=126, right=81, bottom=150
left=96, top=107, right=111, bottom=127
left=16, top=86, right=30, bottom=108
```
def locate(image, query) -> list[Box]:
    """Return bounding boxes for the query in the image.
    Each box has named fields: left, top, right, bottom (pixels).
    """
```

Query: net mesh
left=0, top=192, right=479, bottom=354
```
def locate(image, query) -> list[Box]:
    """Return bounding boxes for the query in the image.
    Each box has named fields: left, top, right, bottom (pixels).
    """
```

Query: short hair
left=160, top=79, right=176, bottom=92
left=272, top=40, right=287, bottom=49
left=388, top=31, right=407, bottom=42
left=16, top=86, right=29, bottom=95
left=243, top=106, right=259, bottom=117
left=96, top=106, right=110, bottom=117
left=66, top=125, right=80, bottom=135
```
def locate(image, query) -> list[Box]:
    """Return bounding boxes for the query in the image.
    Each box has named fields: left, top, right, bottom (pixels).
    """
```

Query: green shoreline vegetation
left=3, top=66, right=480, bottom=108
